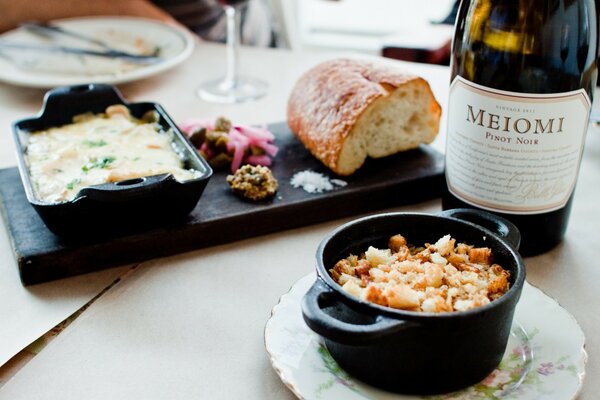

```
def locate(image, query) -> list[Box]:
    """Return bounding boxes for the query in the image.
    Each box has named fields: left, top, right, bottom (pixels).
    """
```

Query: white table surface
left=0, top=41, right=597, bottom=400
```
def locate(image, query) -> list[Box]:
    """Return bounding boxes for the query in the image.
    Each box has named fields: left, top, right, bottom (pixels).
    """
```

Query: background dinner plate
left=0, top=16, right=194, bottom=88
left=265, top=273, right=587, bottom=400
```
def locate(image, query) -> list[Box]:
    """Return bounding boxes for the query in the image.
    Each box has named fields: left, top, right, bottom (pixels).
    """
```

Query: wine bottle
left=443, top=0, right=598, bottom=256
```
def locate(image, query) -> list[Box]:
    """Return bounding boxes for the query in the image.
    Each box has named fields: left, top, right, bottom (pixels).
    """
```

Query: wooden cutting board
left=0, top=122, right=444, bottom=285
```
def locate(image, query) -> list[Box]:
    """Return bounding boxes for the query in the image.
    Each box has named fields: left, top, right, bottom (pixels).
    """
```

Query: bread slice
left=287, top=58, right=441, bottom=176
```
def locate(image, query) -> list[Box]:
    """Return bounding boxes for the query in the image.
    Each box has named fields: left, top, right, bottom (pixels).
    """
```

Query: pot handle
left=75, top=174, right=175, bottom=202
left=41, top=84, right=127, bottom=118
left=439, top=208, right=521, bottom=250
left=301, top=278, right=417, bottom=345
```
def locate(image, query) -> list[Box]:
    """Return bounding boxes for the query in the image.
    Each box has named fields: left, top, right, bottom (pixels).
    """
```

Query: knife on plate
left=0, top=41, right=161, bottom=64
left=21, top=22, right=119, bottom=50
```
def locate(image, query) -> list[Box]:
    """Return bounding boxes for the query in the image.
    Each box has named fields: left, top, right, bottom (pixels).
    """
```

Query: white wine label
left=446, top=76, right=591, bottom=214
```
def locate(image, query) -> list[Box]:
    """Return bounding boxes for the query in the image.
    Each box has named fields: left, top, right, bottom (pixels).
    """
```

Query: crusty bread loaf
left=287, top=58, right=441, bottom=176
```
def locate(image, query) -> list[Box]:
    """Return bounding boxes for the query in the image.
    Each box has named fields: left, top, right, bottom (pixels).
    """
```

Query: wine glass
left=196, top=0, right=268, bottom=103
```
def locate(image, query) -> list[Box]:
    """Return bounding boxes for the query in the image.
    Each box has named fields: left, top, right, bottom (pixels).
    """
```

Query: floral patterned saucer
left=264, top=273, right=586, bottom=400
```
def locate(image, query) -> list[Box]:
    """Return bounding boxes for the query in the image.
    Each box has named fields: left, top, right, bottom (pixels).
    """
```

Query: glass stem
left=224, top=5, right=241, bottom=89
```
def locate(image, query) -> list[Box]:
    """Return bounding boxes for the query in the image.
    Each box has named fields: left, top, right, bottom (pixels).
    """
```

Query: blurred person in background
left=0, top=0, right=278, bottom=47
left=152, top=0, right=277, bottom=46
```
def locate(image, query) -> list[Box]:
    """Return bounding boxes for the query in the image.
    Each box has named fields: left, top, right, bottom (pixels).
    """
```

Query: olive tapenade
left=226, top=164, right=278, bottom=201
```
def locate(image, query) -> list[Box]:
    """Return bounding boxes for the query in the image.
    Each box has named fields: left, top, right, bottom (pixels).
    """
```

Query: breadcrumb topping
left=329, top=234, right=510, bottom=313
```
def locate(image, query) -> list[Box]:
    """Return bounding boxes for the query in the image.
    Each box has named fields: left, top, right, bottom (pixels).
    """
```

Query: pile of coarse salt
left=290, top=170, right=347, bottom=193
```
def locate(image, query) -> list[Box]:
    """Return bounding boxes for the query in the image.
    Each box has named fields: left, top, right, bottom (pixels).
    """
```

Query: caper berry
left=208, top=153, right=233, bottom=169
left=214, top=116, right=232, bottom=132
left=189, top=127, right=207, bottom=148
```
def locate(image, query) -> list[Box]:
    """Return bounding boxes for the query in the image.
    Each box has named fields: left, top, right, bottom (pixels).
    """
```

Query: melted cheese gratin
left=26, top=105, right=201, bottom=203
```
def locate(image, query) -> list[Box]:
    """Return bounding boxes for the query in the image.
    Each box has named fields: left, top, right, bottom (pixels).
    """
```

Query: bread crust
left=287, top=58, right=441, bottom=175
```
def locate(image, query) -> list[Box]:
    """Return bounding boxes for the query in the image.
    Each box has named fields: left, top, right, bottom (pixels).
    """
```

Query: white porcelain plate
left=0, top=16, right=194, bottom=88
left=265, top=274, right=586, bottom=400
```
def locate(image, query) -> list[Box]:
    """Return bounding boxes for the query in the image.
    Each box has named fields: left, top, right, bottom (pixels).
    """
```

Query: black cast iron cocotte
left=301, top=209, right=526, bottom=395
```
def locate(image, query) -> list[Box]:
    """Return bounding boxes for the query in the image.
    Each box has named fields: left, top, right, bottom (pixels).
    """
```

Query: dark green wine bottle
left=443, top=0, right=598, bottom=256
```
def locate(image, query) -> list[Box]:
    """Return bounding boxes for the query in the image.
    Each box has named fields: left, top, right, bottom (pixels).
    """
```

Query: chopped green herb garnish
left=98, top=156, right=116, bottom=168
left=52, top=168, right=63, bottom=173
left=132, top=156, right=141, bottom=161
left=66, top=179, right=81, bottom=190
left=82, top=156, right=116, bottom=173
left=83, top=139, right=107, bottom=148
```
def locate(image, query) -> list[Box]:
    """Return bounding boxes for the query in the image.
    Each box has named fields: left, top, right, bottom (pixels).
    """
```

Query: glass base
left=197, top=76, right=268, bottom=104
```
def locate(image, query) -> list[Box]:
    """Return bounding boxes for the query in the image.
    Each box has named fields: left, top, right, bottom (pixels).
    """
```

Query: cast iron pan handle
left=301, top=278, right=417, bottom=345
left=41, top=84, right=127, bottom=123
left=15, top=84, right=129, bottom=132
left=75, top=174, right=175, bottom=202
left=439, top=208, right=521, bottom=250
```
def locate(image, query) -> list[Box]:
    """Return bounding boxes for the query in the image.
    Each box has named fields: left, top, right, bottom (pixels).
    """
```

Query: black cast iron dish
left=302, top=209, right=526, bottom=395
left=12, top=84, right=212, bottom=237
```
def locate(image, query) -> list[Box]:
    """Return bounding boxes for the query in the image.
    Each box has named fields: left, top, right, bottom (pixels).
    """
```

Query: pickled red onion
left=245, top=154, right=272, bottom=166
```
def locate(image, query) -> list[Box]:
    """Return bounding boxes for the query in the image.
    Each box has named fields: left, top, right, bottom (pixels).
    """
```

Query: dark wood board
left=0, top=122, right=444, bottom=285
